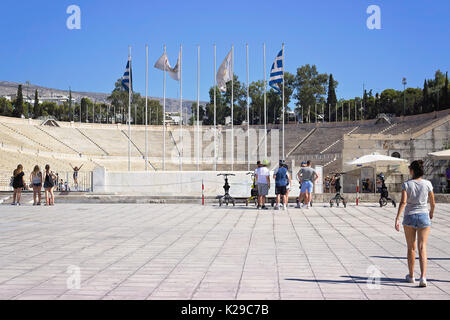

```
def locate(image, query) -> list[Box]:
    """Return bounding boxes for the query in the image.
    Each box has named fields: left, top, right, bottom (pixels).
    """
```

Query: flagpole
left=231, top=44, right=234, bottom=171
left=246, top=43, right=250, bottom=171
left=163, top=44, right=166, bottom=171
left=282, top=43, right=285, bottom=160
left=214, top=44, right=217, bottom=171
left=145, top=44, right=149, bottom=171
left=128, top=46, right=132, bottom=171
left=197, top=45, right=200, bottom=171
left=179, top=44, right=183, bottom=171
left=263, top=43, right=267, bottom=159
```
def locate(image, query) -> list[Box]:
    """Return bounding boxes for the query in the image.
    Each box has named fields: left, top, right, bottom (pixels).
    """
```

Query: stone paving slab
left=0, top=203, right=449, bottom=300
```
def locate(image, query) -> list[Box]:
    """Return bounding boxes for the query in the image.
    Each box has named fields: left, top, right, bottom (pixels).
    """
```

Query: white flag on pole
left=154, top=51, right=180, bottom=81
left=217, top=49, right=232, bottom=92
left=170, top=51, right=181, bottom=81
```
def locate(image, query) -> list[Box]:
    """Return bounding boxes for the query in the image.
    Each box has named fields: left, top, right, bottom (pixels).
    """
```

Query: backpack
left=275, top=167, right=288, bottom=187
left=9, top=176, right=14, bottom=187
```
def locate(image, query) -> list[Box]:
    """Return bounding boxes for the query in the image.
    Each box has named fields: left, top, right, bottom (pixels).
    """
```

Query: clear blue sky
left=1, top=0, right=449, bottom=104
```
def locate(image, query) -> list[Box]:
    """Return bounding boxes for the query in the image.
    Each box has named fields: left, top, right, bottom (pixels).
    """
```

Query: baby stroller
left=245, top=172, right=258, bottom=206
left=378, top=173, right=396, bottom=207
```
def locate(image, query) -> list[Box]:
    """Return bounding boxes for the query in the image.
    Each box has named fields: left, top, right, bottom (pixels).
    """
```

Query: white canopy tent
left=428, top=149, right=450, bottom=160
left=346, top=153, right=408, bottom=193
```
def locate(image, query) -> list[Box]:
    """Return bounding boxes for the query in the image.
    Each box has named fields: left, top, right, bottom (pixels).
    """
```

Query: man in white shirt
left=255, top=159, right=270, bottom=210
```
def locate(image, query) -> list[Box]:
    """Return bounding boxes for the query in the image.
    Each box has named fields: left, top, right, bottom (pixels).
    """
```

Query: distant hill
left=0, top=81, right=207, bottom=115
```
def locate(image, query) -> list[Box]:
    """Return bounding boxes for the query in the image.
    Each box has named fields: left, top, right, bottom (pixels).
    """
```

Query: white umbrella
left=347, top=154, right=408, bottom=166
left=428, top=149, right=450, bottom=160
left=347, top=153, right=407, bottom=194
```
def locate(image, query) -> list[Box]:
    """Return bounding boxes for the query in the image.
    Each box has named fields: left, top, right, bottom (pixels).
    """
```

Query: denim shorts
left=403, top=213, right=431, bottom=229
left=300, top=180, right=313, bottom=193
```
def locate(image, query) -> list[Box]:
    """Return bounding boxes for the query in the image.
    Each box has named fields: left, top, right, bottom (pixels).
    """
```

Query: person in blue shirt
left=273, top=160, right=291, bottom=210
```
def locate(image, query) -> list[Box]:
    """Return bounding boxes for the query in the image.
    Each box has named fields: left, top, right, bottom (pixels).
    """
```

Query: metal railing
left=0, top=170, right=92, bottom=192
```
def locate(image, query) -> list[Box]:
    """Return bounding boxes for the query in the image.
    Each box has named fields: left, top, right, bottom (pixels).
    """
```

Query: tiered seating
left=0, top=109, right=447, bottom=177
left=78, top=128, right=141, bottom=157
left=40, top=126, right=103, bottom=155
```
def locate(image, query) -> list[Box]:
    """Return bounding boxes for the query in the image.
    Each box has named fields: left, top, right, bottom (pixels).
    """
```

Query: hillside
left=0, top=81, right=207, bottom=114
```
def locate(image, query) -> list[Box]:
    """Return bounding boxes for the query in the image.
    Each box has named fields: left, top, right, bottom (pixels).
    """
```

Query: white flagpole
left=282, top=43, right=285, bottom=160
left=231, top=44, right=234, bottom=171
left=127, top=46, right=132, bottom=171
left=163, top=44, right=166, bottom=171
left=214, top=44, right=217, bottom=171
left=246, top=43, right=250, bottom=171
left=348, top=102, right=350, bottom=121
left=145, top=44, right=149, bottom=171
left=197, top=45, right=200, bottom=171
left=263, top=43, right=267, bottom=159
left=180, top=44, right=183, bottom=171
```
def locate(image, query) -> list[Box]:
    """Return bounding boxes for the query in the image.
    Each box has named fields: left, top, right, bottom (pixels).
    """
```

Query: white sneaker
left=274, top=205, right=279, bottom=210
left=301, top=204, right=307, bottom=209
left=419, top=278, right=427, bottom=287
left=406, top=274, right=416, bottom=284
left=283, top=204, right=287, bottom=210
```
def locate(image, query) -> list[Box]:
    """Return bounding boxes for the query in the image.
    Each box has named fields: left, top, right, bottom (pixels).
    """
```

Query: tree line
left=1, top=67, right=448, bottom=124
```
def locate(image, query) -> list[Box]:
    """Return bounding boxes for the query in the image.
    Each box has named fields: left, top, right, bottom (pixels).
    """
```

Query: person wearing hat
left=255, top=159, right=270, bottom=210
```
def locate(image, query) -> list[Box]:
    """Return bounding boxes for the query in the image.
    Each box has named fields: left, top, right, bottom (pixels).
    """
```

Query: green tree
left=293, top=65, right=328, bottom=108
left=189, top=102, right=205, bottom=125
left=108, top=78, right=132, bottom=124
left=443, top=72, right=449, bottom=109
left=69, top=89, right=73, bottom=121
left=41, top=101, right=58, bottom=117
left=80, top=97, right=92, bottom=122
left=326, top=74, right=338, bottom=121
left=0, top=97, right=13, bottom=116
left=248, top=80, right=264, bottom=125
left=13, top=85, right=24, bottom=117
left=33, top=90, right=40, bottom=118
left=422, top=80, right=430, bottom=113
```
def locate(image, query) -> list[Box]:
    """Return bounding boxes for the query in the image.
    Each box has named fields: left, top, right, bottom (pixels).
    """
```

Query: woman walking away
left=12, top=164, right=26, bottom=206
left=30, top=165, right=43, bottom=205
left=69, top=163, right=83, bottom=191
left=395, top=160, right=435, bottom=287
left=44, top=164, right=56, bottom=205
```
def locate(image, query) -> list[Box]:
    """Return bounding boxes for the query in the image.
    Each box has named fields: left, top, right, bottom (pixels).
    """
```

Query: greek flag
left=269, top=49, right=283, bottom=93
left=121, top=59, right=132, bottom=92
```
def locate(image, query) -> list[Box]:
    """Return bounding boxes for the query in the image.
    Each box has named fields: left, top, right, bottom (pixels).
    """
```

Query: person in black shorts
left=70, top=163, right=83, bottom=191
left=273, top=160, right=290, bottom=210
left=12, top=164, right=26, bottom=206
left=44, top=164, right=56, bottom=205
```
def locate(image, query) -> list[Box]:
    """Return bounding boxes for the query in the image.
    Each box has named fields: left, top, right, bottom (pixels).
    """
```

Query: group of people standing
left=10, top=163, right=83, bottom=206
left=253, top=158, right=436, bottom=288
left=11, top=164, right=57, bottom=206
left=253, top=159, right=318, bottom=210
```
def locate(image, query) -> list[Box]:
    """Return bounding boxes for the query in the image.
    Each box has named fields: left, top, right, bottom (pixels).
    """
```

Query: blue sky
left=0, top=0, right=449, bottom=104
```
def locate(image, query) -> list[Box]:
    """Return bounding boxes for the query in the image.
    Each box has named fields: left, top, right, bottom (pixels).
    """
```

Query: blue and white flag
left=121, top=59, right=132, bottom=92
left=269, top=49, right=283, bottom=93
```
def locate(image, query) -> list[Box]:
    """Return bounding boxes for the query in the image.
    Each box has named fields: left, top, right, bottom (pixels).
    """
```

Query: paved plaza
left=0, top=202, right=449, bottom=300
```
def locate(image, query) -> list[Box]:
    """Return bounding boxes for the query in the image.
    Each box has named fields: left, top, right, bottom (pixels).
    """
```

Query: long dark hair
left=409, top=160, right=424, bottom=179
